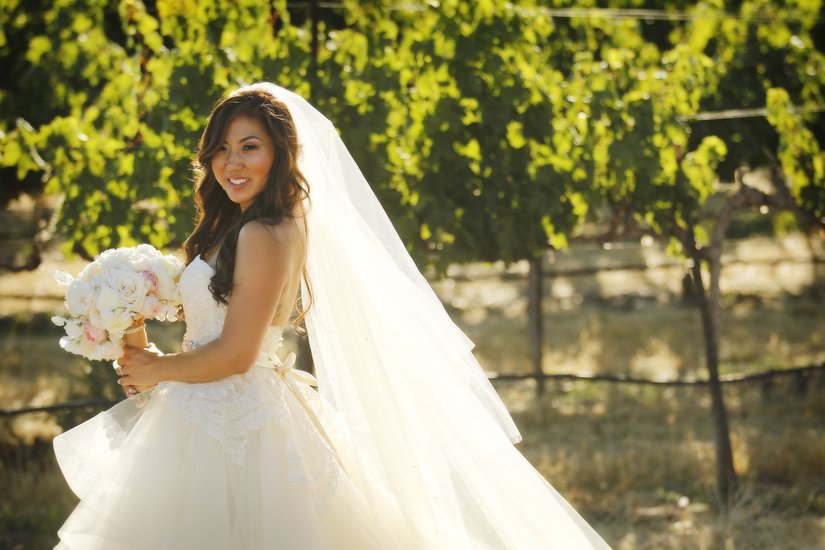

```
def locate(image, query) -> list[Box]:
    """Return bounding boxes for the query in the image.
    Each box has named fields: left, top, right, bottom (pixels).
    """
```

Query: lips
left=227, top=177, right=249, bottom=188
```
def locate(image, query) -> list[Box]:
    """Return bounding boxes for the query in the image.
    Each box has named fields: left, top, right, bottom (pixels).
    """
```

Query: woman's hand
left=116, top=343, right=165, bottom=393
left=113, top=358, right=142, bottom=397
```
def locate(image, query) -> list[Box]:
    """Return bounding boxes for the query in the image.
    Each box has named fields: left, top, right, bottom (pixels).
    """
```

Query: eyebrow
left=222, top=135, right=261, bottom=143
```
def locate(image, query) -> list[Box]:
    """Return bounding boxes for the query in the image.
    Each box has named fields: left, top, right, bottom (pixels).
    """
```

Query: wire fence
left=286, top=3, right=825, bottom=24
left=2, top=361, right=822, bottom=418
left=488, top=361, right=825, bottom=385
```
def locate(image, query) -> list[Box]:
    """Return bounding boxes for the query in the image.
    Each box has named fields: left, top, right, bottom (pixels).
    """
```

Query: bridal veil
left=236, top=82, right=610, bottom=549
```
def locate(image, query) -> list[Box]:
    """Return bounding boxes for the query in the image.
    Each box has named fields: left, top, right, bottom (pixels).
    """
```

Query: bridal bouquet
left=52, top=244, right=183, bottom=361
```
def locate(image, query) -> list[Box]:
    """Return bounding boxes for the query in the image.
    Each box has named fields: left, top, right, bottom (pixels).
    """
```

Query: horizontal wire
left=515, top=6, right=821, bottom=23
left=284, top=2, right=824, bottom=23
left=681, top=104, right=825, bottom=122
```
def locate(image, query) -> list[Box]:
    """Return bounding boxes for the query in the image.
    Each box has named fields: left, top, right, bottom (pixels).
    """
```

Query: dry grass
left=0, top=441, right=73, bottom=549
left=7, top=377, right=822, bottom=549
left=496, top=375, right=825, bottom=549
left=2, top=236, right=824, bottom=548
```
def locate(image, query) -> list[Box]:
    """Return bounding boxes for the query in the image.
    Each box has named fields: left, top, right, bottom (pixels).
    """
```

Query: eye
left=243, top=144, right=258, bottom=151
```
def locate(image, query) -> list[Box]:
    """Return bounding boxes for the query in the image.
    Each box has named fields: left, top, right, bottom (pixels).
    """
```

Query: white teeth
left=228, top=178, right=248, bottom=185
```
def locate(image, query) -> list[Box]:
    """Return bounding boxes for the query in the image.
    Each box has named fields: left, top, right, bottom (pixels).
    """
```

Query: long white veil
left=239, top=83, right=610, bottom=549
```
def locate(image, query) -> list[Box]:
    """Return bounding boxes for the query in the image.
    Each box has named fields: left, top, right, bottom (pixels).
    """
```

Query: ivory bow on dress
left=254, top=350, right=318, bottom=388
left=253, top=350, right=346, bottom=468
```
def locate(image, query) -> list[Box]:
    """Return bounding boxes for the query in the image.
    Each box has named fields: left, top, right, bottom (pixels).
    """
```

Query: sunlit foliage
left=1, top=0, right=822, bottom=262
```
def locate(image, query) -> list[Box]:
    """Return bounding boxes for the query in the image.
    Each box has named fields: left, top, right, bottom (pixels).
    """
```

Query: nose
left=225, top=147, right=244, bottom=169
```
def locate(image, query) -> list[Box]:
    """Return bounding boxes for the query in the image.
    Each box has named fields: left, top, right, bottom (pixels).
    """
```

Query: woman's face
left=211, top=115, right=276, bottom=212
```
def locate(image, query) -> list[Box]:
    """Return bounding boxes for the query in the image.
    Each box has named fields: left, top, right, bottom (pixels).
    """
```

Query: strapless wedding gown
left=52, top=256, right=410, bottom=549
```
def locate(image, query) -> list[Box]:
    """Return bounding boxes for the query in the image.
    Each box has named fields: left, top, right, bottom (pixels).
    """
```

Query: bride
left=53, top=83, right=611, bottom=549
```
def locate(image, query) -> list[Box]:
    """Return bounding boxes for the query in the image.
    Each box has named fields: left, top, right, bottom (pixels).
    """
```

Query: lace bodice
left=179, top=255, right=285, bottom=354
left=150, top=255, right=339, bottom=500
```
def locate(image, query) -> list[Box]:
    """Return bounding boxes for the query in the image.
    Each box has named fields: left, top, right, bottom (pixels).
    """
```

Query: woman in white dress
left=53, top=83, right=611, bottom=549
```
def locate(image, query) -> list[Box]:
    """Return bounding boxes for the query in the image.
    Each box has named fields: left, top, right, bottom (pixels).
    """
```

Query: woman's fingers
left=121, top=346, right=139, bottom=359
left=116, top=345, right=163, bottom=389
left=116, top=353, right=147, bottom=398
left=114, top=360, right=125, bottom=374
left=114, top=358, right=127, bottom=378
left=122, top=347, right=156, bottom=365
left=121, top=345, right=150, bottom=359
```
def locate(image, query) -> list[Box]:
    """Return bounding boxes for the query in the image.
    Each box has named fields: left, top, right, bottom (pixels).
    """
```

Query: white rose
left=127, top=245, right=161, bottom=271
left=164, top=253, right=184, bottom=272
left=108, top=269, right=147, bottom=312
left=65, top=280, right=95, bottom=317
left=154, top=261, right=179, bottom=300
left=93, top=340, right=123, bottom=361
left=106, top=310, right=133, bottom=335
left=85, top=305, right=103, bottom=329
left=83, top=269, right=104, bottom=290
left=78, top=261, right=102, bottom=282
left=136, top=243, right=162, bottom=259
left=105, top=248, right=141, bottom=270
left=60, top=334, right=96, bottom=358
left=96, top=284, right=127, bottom=320
left=96, top=248, right=121, bottom=269
left=63, top=318, right=84, bottom=339
left=131, top=254, right=153, bottom=272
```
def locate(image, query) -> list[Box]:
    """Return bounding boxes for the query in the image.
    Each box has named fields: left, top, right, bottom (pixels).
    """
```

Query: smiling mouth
left=228, top=177, right=249, bottom=188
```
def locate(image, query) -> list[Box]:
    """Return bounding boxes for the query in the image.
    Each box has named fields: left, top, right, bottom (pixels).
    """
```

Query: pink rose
left=142, top=270, right=159, bottom=293
left=140, top=295, right=161, bottom=318
left=83, top=321, right=106, bottom=343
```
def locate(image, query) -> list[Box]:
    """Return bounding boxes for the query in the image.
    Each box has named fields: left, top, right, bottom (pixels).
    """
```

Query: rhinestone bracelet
left=123, top=324, right=145, bottom=335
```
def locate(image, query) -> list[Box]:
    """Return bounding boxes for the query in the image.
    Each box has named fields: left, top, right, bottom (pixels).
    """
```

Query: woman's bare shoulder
left=238, top=218, right=305, bottom=256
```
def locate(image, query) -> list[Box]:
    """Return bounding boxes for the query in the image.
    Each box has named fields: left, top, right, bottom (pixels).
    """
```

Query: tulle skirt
left=54, top=362, right=611, bottom=549
left=53, top=366, right=410, bottom=550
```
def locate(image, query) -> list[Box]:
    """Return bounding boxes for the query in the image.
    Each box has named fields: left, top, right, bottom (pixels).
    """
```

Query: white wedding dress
left=54, top=251, right=611, bottom=549
left=54, top=82, right=612, bottom=549
left=53, top=255, right=410, bottom=549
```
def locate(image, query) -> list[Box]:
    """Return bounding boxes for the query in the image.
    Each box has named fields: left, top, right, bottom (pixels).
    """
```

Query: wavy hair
left=183, top=87, right=312, bottom=331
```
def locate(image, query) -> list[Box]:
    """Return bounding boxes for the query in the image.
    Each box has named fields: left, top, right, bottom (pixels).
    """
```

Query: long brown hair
left=183, top=87, right=313, bottom=330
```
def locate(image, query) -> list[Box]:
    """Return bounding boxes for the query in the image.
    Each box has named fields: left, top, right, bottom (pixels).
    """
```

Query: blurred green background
left=2, top=1, right=824, bottom=548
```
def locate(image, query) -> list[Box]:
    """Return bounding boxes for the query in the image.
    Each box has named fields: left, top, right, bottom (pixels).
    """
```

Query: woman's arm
left=117, top=220, right=301, bottom=387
